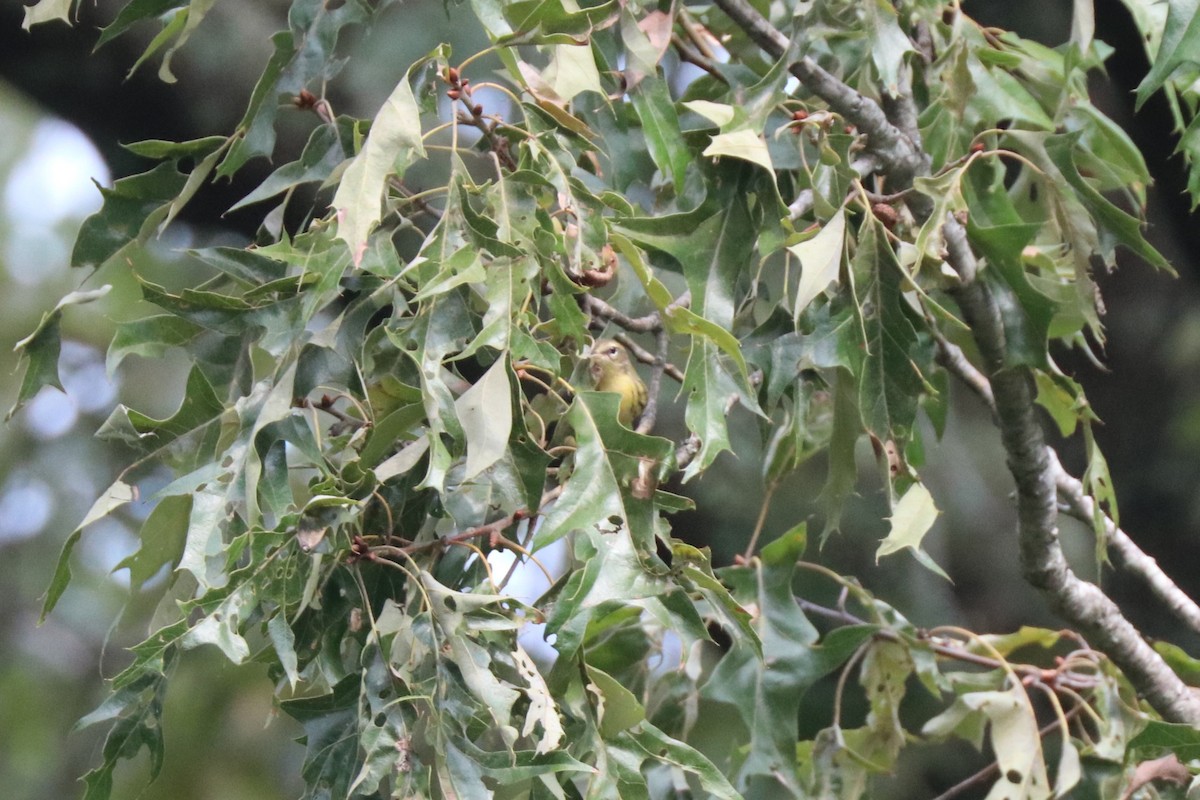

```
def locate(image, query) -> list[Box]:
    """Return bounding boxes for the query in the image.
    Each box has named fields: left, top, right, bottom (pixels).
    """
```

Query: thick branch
left=714, top=0, right=1200, bottom=722
left=711, top=0, right=925, bottom=183
left=932, top=295, right=1200, bottom=719
left=1049, top=451, right=1200, bottom=637
left=937, top=336, right=1200, bottom=638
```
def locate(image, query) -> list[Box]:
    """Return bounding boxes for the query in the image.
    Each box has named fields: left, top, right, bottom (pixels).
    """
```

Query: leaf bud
left=871, top=202, right=898, bottom=229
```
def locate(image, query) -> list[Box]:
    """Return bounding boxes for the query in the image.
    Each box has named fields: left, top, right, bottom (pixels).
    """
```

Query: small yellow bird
left=588, top=339, right=648, bottom=427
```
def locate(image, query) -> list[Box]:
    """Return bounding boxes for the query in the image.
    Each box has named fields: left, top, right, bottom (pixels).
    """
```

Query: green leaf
left=587, top=665, right=645, bottom=737
left=332, top=54, right=431, bottom=265
left=819, top=368, right=861, bottom=541
left=96, top=0, right=188, bottom=47
left=855, top=218, right=926, bottom=443
left=218, top=0, right=372, bottom=176
left=704, top=529, right=830, bottom=792
left=680, top=338, right=739, bottom=480
left=543, top=527, right=692, bottom=673
left=1135, top=0, right=1200, bottom=109
left=862, top=0, right=915, bottom=96
left=422, top=573, right=522, bottom=726
left=502, top=0, right=619, bottom=40
left=702, top=128, right=774, bottom=174
left=1082, top=421, right=1119, bottom=555
left=181, top=583, right=254, bottom=662
left=1130, top=720, right=1200, bottom=760
left=1041, top=133, right=1172, bottom=273
left=71, top=163, right=188, bottom=268
left=177, top=487, right=229, bottom=590
left=623, top=723, right=742, bottom=799
left=970, top=220, right=1056, bottom=368
left=9, top=285, right=111, bottom=419
left=78, top=669, right=171, bottom=800
left=106, top=314, right=204, bottom=376
left=97, top=364, right=224, bottom=452
left=114, top=494, right=190, bottom=595
left=280, top=675, right=362, bottom=799
left=631, top=76, right=689, bottom=189
left=228, top=122, right=348, bottom=211
left=40, top=479, right=137, bottom=622
left=1175, top=112, right=1200, bottom=210
left=923, top=686, right=1050, bottom=796
left=860, top=639, right=913, bottom=767
left=544, top=42, right=603, bottom=101
left=535, top=391, right=673, bottom=550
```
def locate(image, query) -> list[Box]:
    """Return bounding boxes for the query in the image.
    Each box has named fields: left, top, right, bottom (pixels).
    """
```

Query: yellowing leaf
left=876, top=482, right=949, bottom=581
left=683, top=100, right=737, bottom=127
left=790, top=208, right=846, bottom=319
left=517, top=645, right=565, bottom=753
left=703, top=128, right=773, bottom=173
left=455, top=358, right=512, bottom=480
left=545, top=43, right=602, bottom=101
left=923, top=686, right=1050, bottom=800
left=22, top=0, right=72, bottom=30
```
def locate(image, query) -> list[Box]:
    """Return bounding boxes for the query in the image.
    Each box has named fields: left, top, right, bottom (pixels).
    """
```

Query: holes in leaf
left=374, top=712, right=386, bottom=727
left=443, top=596, right=457, bottom=612
left=607, top=515, right=623, bottom=526
left=1006, top=769, right=1022, bottom=783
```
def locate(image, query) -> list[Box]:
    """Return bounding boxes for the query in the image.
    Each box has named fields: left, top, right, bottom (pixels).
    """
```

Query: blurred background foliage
left=2, top=0, right=1200, bottom=797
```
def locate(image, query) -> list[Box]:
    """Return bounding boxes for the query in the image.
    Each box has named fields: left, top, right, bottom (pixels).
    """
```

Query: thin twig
left=296, top=395, right=367, bottom=432
left=789, top=154, right=880, bottom=220
left=679, top=8, right=719, bottom=60
left=373, top=486, right=563, bottom=559
left=637, top=328, right=671, bottom=434
left=613, top=332, right=685, bottom=383
left=932, top=333, right=996, bottom=419
left=796, top=599, right=1099, bottom=691
left=388, top=178, right=444, bottom=219
left=929, top=703, right=1087, bottom=800
left=671, top=33, right=728, bottom=84
left=742, top=481, right=776, bottom=560
left=582, top=294, right=663, bottom=332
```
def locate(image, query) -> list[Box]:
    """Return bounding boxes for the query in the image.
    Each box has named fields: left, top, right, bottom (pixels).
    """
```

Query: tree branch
left=710, top=0, right=925, bottom=182
left=714, top=0, right=1200, bottom=722
left=581, top=294, right=663, bottom=333
left=636, top=329, right=671, bottom=434
left=1048, top=450, right=1200, bottom=637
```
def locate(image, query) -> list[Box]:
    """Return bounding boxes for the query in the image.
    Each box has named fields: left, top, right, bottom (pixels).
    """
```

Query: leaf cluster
left=16, top=0, right=1200, bottom=797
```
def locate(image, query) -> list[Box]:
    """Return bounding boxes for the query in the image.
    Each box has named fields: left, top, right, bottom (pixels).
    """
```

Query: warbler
left=588, top=339, right=648, bottom=427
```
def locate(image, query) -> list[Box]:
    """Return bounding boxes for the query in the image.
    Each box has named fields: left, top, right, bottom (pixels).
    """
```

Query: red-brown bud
left=871, top=202, right=898, bottom=230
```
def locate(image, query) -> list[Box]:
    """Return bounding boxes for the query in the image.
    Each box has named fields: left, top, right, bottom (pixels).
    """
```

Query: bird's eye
left=607, top=346, right=620, bottom=357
